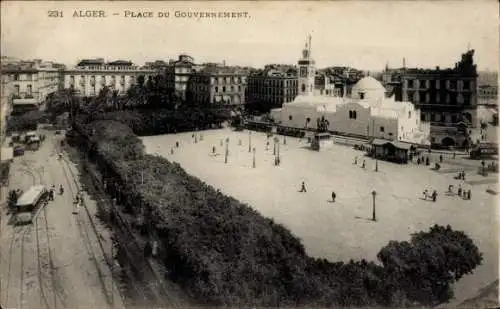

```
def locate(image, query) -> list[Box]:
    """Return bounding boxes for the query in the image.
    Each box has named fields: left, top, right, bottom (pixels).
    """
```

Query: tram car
left=14, top=185, right=48, bottom=225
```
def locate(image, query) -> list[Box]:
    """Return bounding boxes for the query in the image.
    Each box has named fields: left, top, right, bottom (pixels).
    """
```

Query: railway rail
left=58, top=155, right=118, bottom=309
left=80, top=156, right=179, bottom=308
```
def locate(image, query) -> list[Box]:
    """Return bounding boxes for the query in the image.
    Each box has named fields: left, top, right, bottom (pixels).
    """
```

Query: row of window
left=79, top=65, right=137, bottom=71
left=407, top=91, right=471, bottom=104
left=246, top=88, right=297, bottom=96
left=406, top=79, right=473, bottom=90
left=69, top=75, right=127, bottom=81
left=214, top=85, right=243, bottom=93
left=248, top=79, right=298, bottom=88
left=13, top=85, right=32, bottom=96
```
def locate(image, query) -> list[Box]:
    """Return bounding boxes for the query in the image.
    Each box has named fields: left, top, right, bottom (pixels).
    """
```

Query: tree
left=377, top=224, right=483, bottom=305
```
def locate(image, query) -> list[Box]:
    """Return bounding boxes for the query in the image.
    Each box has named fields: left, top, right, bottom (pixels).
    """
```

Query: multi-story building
left=63, top=59, right=155, bottom=97
left=164, top=54, right=198, bottom=101
left=246, top=68, right=298, bottom=111
left=1, top=59, right=63, bottom=114
left=477, top=85, right=498, bottom=106
left=270, top=36, right=430, bottom=145
left=1, top=73, right=14, bottom=143
left=185, top=65, right=247, bottom=108
left=382, top=50, right=478, bottom=147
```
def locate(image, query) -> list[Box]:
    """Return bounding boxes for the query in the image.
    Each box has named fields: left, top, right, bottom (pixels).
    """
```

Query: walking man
left=299, top=181, right=307, bottom=193
left=439, top=154, right=443, bottom=163
left=331, top=191, right=336, bottom=202
left=362, top=160, right=366, bottom=169
left=432, top=190, right=437, bottom=202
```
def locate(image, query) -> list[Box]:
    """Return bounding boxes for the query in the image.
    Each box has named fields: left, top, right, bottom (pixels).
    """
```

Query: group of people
left=299, top=181, right=336, bottom=202
left=353, top=156, right=366, bottom=169
left=422, top=189, right=438, bottom=202
left=447, top=184, right=472, bottom=200
left=48, top=184, right=64, bottom=201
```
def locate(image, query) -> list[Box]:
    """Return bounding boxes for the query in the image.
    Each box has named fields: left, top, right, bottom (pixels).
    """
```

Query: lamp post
left=252, top=147, right=256, bottom=168
left=371, top=190, right=377, bottom=221
left=225, top=137, right=229, bottom=164
left=283, top=135, right=286, bottom=145
left=273, top=138, right=277, bottom=156
left=375, top=159, right=378, bottom=172
left=248, top=131, right=252, bottom=153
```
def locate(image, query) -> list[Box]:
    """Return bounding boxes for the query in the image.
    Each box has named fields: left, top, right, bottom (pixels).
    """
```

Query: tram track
left=58, top=155, right=116, bottom=308
left=18, top=164, right=64, bottom=309
left=84, top=160, right=178, bottom=308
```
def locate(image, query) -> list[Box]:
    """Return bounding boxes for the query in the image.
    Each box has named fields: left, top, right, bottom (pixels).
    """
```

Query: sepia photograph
left=0, top=1, right=498, bottom=309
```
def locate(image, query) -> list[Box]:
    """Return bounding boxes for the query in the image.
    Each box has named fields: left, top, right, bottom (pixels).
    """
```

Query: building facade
left=1, top=73, right=14, bottom=143
left=164, top=54, right=198, bottom=101
left=185, top=65, right=247, bottom=107
left=270, top=37, right=430, bottom=145
left=382, top=50, right=478, bottom=147
left=1, top=59, right=63, bottom=114
left=246, top=69, right=298, bottom=111
left=63, top=59, right=155, bottom=97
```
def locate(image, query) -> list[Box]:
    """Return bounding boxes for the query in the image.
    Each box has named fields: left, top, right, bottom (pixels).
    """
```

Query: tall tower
left=298, top=35, right=316, bottom=96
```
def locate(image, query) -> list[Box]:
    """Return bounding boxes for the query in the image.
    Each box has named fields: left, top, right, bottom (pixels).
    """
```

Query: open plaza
left=141, top=128, right=498, bottom=306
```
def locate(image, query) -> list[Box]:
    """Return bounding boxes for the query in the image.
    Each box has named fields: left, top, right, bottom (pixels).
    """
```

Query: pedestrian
left=417, top=157, right=421, bottom=165
left=175, top=141, right=179, bottom=148
left=439, top=154, right=443, bottom=163
left=425, top=157, right=430, bottom=166
left=170, top=148, right=174, bottom=155
left=212, top=146, right=216, bottom=154
left=331, top=191, right=336, bottom=202
left=49, top=189, right=54, bottom=201
left=299, top=181, right=307, bottom=192
left=467, top=189, right=471, bottom=200
left=354, top=156, right=358, bottom=165
left=432, top=190, right=437, bottom=202
left=448, top=184, right=453, bottom=193
left=462, top=171, right=466, bottom=180
left=362, top=160, right=366, bottom=169
left=457, top=185, right=462, bottom=197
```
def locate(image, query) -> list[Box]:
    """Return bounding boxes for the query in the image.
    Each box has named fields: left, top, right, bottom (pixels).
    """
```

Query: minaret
left=297, top=34, right=316, bottom=96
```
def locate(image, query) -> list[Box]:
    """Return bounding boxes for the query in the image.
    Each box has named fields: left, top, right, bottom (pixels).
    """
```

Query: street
left=0, top=129, right=124, bottom=309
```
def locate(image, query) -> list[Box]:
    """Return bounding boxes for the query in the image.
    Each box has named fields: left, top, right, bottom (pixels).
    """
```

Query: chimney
left=222, top=60, right=226, bottom=67
left=403, top=57, right=406, bottom=69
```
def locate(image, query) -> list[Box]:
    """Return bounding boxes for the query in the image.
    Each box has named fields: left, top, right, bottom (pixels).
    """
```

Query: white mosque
left=270, top=36, right=431, bottom=145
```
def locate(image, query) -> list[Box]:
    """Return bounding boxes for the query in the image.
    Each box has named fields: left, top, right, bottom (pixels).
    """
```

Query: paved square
left=141, top=128, right=498, bottom=304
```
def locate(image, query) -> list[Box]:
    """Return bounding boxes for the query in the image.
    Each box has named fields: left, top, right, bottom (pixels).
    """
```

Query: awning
left=13, top=98, right=38, bottom=105
left=371, top=138, right=388, bottom=146
left=391, top=141, right=413, bottom=150
left=1, top=147, right=14, bottom=162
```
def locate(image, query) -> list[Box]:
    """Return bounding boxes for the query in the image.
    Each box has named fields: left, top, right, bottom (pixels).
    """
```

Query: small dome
left=352, top=76, right=386, bottom=100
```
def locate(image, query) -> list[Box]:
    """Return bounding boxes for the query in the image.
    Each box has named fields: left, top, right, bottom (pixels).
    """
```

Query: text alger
left=124, top=10, right=154, bottom=18
left=73, top=10, right=106, bottom=18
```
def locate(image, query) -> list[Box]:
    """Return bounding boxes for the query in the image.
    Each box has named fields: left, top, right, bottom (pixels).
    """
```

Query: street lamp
left=225, top=137, right=229, bottom=164
left=375, top=159, right=378, bottom=172
left=252, top=147, right=256, bottom=168
left=371, top=190, right=377, bottom=221
left=248, top=131, right=252, bottom=153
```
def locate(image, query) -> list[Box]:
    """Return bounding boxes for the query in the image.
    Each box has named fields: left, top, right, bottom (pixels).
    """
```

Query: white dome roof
left=352, top=76, right=386, bottom=100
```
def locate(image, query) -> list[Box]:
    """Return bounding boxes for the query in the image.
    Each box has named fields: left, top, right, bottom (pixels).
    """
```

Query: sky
left=1, top=1, right=498, bottom=71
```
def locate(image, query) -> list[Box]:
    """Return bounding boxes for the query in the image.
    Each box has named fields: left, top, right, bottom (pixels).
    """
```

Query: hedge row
left=72, top=116, right=481, bottom=307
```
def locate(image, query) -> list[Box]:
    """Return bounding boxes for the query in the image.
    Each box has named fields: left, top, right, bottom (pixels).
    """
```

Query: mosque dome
left=351, top=76, right=386, bottom=100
